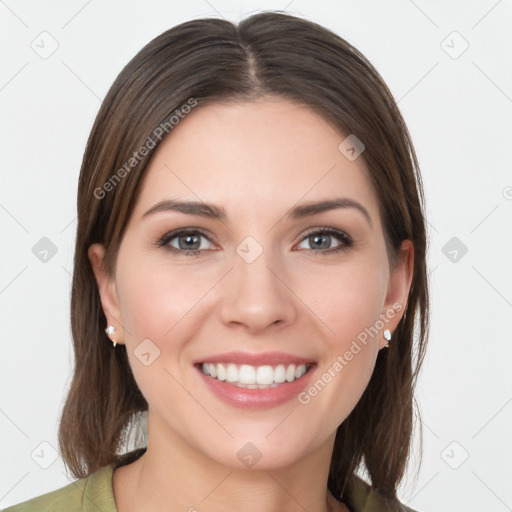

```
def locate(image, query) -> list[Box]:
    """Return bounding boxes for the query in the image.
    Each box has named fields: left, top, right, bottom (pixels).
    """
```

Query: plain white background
left=1, top=1, right=511, bottom=511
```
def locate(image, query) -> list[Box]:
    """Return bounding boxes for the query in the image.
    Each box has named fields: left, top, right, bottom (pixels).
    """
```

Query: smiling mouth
left=196, top=362, right=314, bottom=389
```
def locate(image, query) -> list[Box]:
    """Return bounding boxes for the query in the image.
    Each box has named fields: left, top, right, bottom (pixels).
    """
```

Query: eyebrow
left=142, top=197, right=372, bottom=227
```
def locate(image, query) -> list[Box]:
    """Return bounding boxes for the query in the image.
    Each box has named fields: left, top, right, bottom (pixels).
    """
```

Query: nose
left=219, top=245, right=298, bottom=335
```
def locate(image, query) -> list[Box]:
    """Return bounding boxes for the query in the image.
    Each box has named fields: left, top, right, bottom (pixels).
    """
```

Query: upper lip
left=194, top=351, right=315, bottom=367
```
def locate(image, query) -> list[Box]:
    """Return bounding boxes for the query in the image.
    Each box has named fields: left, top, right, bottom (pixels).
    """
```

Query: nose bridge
left=219, top=235, right=297, bottom=332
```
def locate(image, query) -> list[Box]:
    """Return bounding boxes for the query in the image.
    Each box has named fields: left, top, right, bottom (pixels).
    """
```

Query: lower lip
left=195, top=364, right=317, bottom=410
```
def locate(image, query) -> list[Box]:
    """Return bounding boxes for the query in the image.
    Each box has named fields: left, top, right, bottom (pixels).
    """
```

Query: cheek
left=303, top=257, right=388, bottom=345
left=113, top=259, right=201, bottom=404
left=116, top=254, right=208, bottom=341
left=299, top=257, right=387, bottom=403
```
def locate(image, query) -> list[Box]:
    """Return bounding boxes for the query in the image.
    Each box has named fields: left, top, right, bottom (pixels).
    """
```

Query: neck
left=112, top=414, right=346, bottom=512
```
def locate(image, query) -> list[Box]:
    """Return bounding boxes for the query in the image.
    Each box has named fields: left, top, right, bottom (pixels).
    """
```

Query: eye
left=296, top=228, right=353, bottom=254
left=155, top=227, right=353, bottom=257
left=156, top=229, right=215, bottom=256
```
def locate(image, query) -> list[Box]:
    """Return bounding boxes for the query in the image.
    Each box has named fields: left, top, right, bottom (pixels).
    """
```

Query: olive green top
left=2, top=450, right=418, bottom=512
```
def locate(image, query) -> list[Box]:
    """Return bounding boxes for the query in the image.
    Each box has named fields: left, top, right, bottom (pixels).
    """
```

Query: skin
left=89, top=96, right=413, bottom=512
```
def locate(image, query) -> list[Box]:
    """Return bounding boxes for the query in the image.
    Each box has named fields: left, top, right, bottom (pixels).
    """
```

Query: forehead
left=132, top=97, right=380, bottom=224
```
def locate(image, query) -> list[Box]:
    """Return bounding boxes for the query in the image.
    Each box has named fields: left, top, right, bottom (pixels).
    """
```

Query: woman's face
left=90, top=96, right=412, bottom=470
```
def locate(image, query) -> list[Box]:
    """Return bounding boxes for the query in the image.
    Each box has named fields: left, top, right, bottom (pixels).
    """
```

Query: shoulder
left=343, top=474, right=420, bottom=512
left=1, top=464, right=117, bottom=512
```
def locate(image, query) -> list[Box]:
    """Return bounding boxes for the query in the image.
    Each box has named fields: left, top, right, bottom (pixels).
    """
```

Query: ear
left=88, top=243, right=125, bottom=345
left=379, top=239, right=414, bottom=349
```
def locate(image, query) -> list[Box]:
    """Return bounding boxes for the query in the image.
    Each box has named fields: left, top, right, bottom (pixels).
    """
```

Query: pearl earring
left=383, top=328, right=391, bottom=348
left=105, top=325, right=117, bottom=347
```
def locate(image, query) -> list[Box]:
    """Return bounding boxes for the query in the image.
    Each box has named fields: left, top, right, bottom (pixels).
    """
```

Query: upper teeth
left=201, top=362, right=309, bottom=388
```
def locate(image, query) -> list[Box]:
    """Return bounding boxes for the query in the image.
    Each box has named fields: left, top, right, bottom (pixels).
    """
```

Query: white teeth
left=216, top=363, right=227, bottom=381
left=226, top=363, right=238, bottom=383
left=286, top=365, right=296, bottom=382
left=200, top=362, right=310, bottom=386
left=256, top=365, right=274, bottom=385
left=274, top=364, right=286, bottom=383
left=239, top=364, right=256, bottom=385
left=295, top=364, right=307, bottom=379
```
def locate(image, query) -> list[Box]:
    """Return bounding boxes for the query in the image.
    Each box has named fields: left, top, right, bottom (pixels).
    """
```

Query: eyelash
left=155, top=227, right=353, bottom=257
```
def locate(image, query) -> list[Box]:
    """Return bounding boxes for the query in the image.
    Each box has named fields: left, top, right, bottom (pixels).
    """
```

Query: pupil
left=312, top=234, right=329, bottom=249
left=180, top=234, right=199, bottom=250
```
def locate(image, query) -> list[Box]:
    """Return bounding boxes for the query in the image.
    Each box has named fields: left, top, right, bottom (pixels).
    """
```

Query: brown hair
left=58, top=10, right=429, bottom=503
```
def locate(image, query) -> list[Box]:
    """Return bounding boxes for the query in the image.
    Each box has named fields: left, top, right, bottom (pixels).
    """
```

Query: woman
left=3, top=11, right=428, bottom=512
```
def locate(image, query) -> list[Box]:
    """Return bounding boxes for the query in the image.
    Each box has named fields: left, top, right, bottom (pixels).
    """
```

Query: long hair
left=58, top=11, right=429, bottom=501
